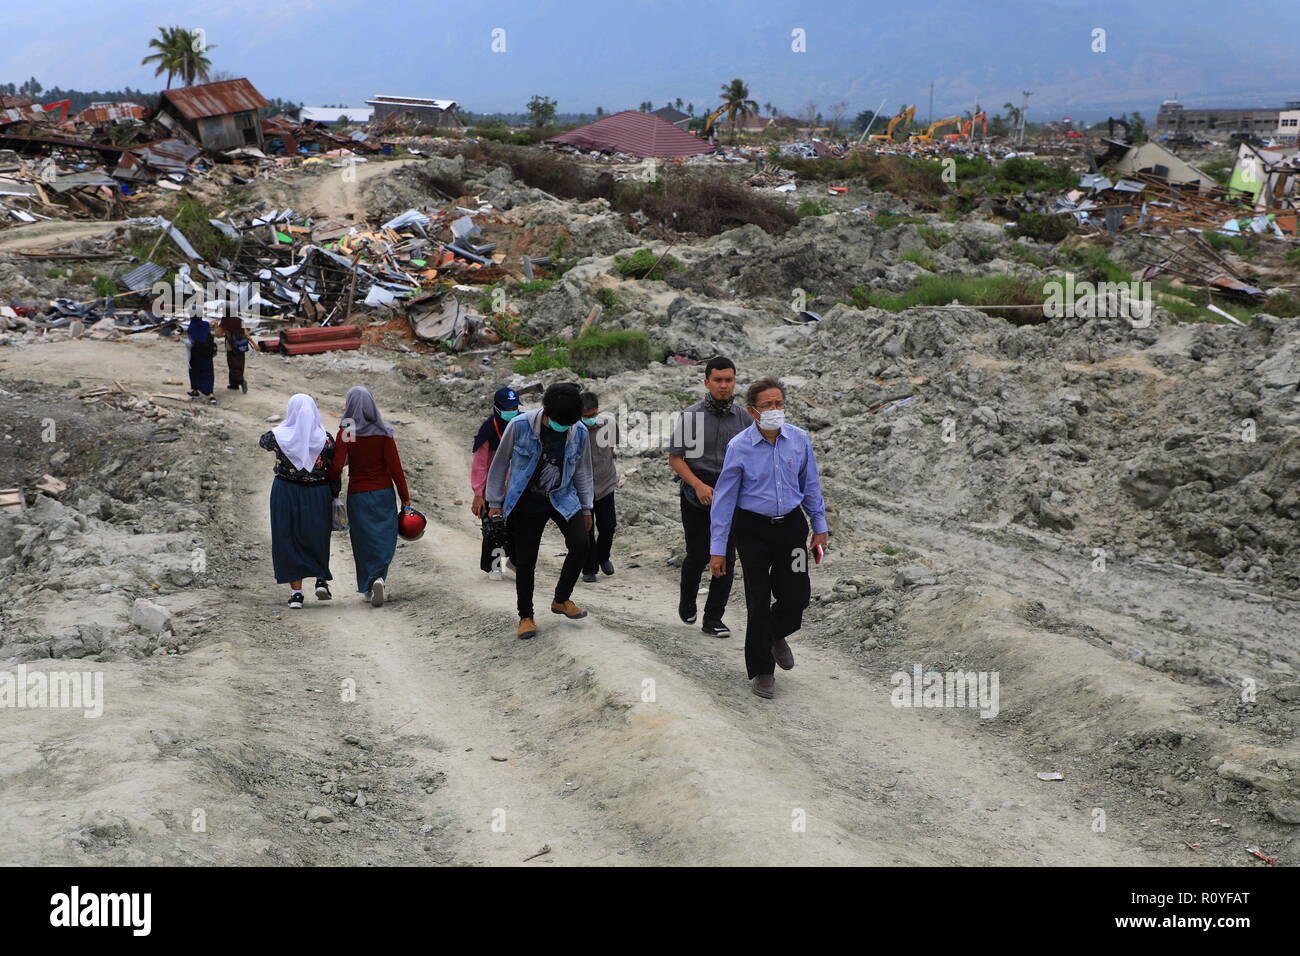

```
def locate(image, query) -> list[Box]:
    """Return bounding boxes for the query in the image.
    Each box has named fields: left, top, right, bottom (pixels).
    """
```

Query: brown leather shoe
left=751, top=674, right=776, bottom=699
left=550, top=599, right=587, bottom=619
left=772, top=637, right=795, bottom=670
left=517, top=617, right=537, bottom=639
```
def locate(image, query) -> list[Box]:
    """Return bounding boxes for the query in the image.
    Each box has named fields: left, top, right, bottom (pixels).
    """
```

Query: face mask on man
left=581, top=415, right=599, bottom=427
left=757, top=409, right=785, bottom=431
left=497, top=407, right=519, bottom=421
left=547, top=419, right=572, bottom=433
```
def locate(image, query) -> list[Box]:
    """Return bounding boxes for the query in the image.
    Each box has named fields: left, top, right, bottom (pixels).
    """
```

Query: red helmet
left=397, top=506, right=426, bottom=541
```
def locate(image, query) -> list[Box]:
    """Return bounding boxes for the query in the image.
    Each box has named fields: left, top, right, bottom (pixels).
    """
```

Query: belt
left=738, top=507, right=800, bottom=524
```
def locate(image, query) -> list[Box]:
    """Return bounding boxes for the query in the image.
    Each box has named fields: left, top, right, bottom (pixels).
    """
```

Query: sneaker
left=517, top=617, right=537, bottom=639
left=701, top=620, right=731, bottom=638
left=207, top=395, right=217, bottom=405
left=507, top=559, right=516, bottom=572
left=240, top=380, right=248, bottom=394
left=550, top=599, right=587, bottom=619
left=227, top=384, right=240, bottom=390
left=370, top=578, right=386, bottom=607
left=600, top=560, right=615, bottom=576
left=314, top=580, right=331, bottom=600
left=581, top=572, right=597, bottom=583
left=364, top=589, right=373, bottom=602
left=488, top=567, right=504, bottom=581
left=288, top=591, right=304, bottom=609
left=678, top=606, right=697, bottom=625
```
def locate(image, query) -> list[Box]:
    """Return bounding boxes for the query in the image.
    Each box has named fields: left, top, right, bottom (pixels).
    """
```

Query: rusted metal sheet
left=75, top=103, right=147, bottom=124
left=161, top=79, right=270, bottom=120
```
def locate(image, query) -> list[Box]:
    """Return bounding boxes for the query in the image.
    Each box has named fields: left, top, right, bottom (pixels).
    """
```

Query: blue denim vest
left=501, top=409, right=588, bottom=520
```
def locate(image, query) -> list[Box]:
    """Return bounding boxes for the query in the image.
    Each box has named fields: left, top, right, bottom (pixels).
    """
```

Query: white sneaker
left=489, top=568, right=504, bottom=581
left=370, top=578, right=386, bottom=607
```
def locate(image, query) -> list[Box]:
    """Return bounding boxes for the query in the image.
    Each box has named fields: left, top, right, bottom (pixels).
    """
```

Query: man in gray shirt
left=666, top=356, right=749, bottom=637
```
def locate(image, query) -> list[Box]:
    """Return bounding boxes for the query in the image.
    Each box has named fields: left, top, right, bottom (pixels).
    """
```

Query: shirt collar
left=748, top=421, right=787, bottom=445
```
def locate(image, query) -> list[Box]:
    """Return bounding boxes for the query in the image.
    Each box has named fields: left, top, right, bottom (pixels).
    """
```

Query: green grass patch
left=1009, top=212, right=1071, bottom=243
left=513, top=342, right=570, bottom=374
left=515, top=279, right=555, bottom=294
left=92, top=275, right=116, bottom=298
left=1205, top=232, right=1256, bottom=258
left=898, top=250, right=935, bottom=270
left=614, top=248, right=682, bottom=280
left=875, top=213, right=925, bottom=230
left=795, top=199, right=833, bottom=217
left=849, top=274, right=1048, bottom=312
left=1067, top=247, right=1131, bottom=283
left=596, top=287, right=626, bottom=314
left=918, top=226, right=953, bottom=250
left=1009, top=245, right=1050, bottom=267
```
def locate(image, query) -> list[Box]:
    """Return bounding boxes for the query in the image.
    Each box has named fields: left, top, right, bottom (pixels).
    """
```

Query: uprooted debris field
left=2, top=132, right=1299, bottom=867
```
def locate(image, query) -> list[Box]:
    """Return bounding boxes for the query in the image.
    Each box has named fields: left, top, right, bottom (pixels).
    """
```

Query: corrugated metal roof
left=76, top=103, right=146, bottom=124
left=367, top=96, right=458, bottom=111
left=161, top=79, right=270, bottom=120
left=546, top=110, right=715, bottom=159
left=121, top=262, right=167, bottom=292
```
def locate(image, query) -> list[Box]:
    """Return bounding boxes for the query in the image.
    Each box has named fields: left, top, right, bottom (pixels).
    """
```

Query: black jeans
left=731, top=507, right=811, bottom=679
left=679, top=497, right=735, bottom=624
left=507, top=506, right=589, bottom=619
left=582, top=492, right=617, bottom=574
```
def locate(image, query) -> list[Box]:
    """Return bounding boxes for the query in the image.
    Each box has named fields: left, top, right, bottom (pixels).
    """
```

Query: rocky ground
left=1, top=148, right=1298, bottom=866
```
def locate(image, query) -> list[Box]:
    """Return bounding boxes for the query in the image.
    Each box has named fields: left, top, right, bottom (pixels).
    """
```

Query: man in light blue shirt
left=710, top=377, right=828, bottom=699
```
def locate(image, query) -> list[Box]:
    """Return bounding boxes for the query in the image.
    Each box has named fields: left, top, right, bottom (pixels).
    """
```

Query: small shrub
left=513, top=342, right=569, bottom=374
left=1010, top=212, right=1071, bottom=243
left=875, top=213, right=925, bottom=230
left=795, top=199, right=832, bottom=217
left=92, top=275, right=117, bottom=298
left=918, top=226, right=954, bottom=249
left=614, top=248, right=681, bottom=280
left=898, top=250, right=935, bottom=270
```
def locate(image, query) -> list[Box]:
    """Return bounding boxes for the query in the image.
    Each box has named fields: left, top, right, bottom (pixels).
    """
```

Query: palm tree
left=717, top=78, right=759, bottom=143
left=142, top=26, right=216, bottom=89
left=1003, top=101, right=1022, bottom=131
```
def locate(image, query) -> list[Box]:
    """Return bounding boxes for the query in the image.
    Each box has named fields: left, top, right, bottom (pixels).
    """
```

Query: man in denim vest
left=486, top=383, right=595, bottom=639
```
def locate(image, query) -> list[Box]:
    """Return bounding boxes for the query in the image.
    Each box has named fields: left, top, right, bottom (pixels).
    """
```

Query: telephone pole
left=928, top=81, right=934, bottom=126
left=1018, top=90, right=1032, bottom=145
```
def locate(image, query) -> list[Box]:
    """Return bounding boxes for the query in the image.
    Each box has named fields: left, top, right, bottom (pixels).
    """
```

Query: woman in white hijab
left=259, top=393, right=341, bottom=609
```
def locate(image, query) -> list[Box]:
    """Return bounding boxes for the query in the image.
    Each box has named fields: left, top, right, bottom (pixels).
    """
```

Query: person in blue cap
left=472, top=386, right=522, bottom=580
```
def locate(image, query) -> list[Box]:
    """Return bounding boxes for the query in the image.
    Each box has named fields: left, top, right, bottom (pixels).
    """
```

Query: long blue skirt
left=189, top=349, right=215, bottom=395
left=269, top=479, right=333, bottom=584
left=346, top=487, right=397, bottom=593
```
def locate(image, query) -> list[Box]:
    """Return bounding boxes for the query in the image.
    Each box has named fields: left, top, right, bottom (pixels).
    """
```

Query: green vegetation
left=514, top=279, right=555, bottom=294
left=918, top=226, right=954, bottom=249
left=1286, top=247, right=1300, bottom=264
left=1201, top=158, right=1234, bottom=185
left=1009, top=212, right=1071, bottom=243
left=1204, top=232, right=1257, bottom=258
left=849, top=274, right=1048, bottom=312
left=881, top=545, right=902, bottom=556
left=46, top=268, right=66, bottom=279
left=614, top=248, right=682, bottom=280
left=92, top=275, right=116, bottom=298
left=1067, top=247, right=1131, bottom=283
left=875, top=213, right=924, bottom=230
left=1009, top=245, right=1050, bottom=267
left=898, top=250, right=935, bottom=271
left=513, top=342, right=569, bottom=374
left=596, top=286, right=627, bottom=314
left=795, top=199, right=833, bottom=217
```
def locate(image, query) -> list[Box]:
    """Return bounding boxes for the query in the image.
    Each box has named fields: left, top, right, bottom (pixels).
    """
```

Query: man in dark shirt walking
left=666, top=356, right=750, bottom=638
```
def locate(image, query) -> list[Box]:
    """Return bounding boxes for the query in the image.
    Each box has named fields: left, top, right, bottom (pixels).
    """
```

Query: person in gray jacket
left=486, top=383, right=594, bottom=639
left=579, top=391, right=619, bottom=583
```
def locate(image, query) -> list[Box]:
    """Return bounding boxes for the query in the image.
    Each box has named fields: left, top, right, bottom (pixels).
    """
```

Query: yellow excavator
left=909, top=115, right=961, bottom=144
left=869, top=104, right=916, bottom=142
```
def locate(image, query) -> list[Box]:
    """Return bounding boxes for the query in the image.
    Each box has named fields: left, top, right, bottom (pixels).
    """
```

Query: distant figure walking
left=328, top=386, right=410, bottom=608
left=471, top=386, right=522, bottom=580
left=485, top=383, right=594, bottom=640
left=260, top=393, right=339, bottom=609
left=185, top=316, right=217, bottom=405
left=220, top=315, right=250, bottom=393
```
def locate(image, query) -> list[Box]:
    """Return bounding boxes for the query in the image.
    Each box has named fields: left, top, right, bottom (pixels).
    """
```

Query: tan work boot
left=550, top=599, right=588, bottom=619
left=517, top=617, right=537, bottom=639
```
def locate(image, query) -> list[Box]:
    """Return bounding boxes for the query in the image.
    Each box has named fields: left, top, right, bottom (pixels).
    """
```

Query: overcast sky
left=5, top=0, right=1298, bottom=121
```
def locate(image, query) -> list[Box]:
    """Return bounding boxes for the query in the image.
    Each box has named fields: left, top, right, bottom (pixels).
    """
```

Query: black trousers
left=582, top=491, right=617, bottom=573
left=507, top=506, right=589, bottom=619
left=732, top=507, right=811, bottom=679
left=226, top=347, right=246, bottom=388
left=680, top=497, right=735, bottom=624
left=480, top=512, right=514, bottom=573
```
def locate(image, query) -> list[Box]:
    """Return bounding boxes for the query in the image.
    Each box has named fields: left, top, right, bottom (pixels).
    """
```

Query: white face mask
left=757, top=409, right=785, bottom=431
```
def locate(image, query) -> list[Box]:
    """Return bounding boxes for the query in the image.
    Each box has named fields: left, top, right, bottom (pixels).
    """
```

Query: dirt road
left=5, top=334, right=1253, bottom=866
